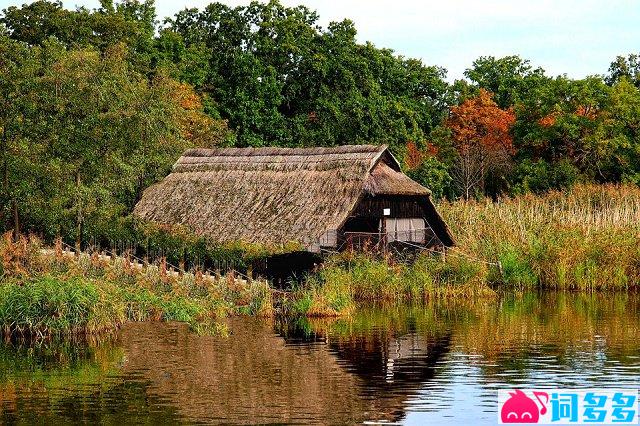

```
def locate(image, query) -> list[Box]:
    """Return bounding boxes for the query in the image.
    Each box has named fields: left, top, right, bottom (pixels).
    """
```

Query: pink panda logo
left=501, top=390, right=549, bottom=423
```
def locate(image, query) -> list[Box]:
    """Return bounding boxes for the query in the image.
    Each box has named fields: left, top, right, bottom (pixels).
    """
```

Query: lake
left=1, top=292, right=638, bottom=425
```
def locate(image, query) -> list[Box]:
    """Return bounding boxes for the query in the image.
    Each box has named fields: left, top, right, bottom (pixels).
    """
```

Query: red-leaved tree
left=446, top=89, right=516, bottom=199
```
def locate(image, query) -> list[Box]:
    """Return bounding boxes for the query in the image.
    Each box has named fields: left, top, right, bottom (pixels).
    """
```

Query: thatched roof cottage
left=133, top=145, right=454, bottom=252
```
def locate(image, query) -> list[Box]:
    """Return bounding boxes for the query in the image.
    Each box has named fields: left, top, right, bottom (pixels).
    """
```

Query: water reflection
left=0, top=293, right=638, bottom=425
left=277, top=315, right=454, bottom=423
left=0, top=336, right=183, bottom=424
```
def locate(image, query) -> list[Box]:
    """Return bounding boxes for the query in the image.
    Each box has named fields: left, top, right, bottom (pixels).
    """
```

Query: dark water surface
left=1, top=293, right=639, bottom=425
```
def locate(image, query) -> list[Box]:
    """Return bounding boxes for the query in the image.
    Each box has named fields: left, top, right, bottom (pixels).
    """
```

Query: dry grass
left=440, top=184, right=640, bottom=290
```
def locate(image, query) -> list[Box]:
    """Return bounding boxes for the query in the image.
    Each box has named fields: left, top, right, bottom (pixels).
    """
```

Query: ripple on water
left=0, top=293, right=639, bottom=425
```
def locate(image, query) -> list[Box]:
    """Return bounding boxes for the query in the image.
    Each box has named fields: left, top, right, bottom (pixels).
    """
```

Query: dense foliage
left=1, top=0, right=639, bottom=247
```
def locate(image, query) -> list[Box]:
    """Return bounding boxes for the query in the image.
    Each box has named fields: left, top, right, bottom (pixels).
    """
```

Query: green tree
left=165, top=1, right=450, bottom=151
left=1, top=0, right=158, bottom=72
left=0, top=37, right=227, bottom=243
left=597, top=78, right=640, bottom=183
left=464, top=55, right=549, bottom=108
left=0, top=36, right=46, bottom=237
left=607, top=54, right=640, bottom=88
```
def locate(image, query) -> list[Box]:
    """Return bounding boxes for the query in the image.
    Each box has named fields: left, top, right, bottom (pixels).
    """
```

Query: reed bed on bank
left=287, top=252, right=496, bottom=316
left=439, top=184, right=640, bottom=290
left=2, top=184, right=639, bottom=335
left=289, top=184, right=640, bottom=315
left=0, top=233, right=272, bottom=337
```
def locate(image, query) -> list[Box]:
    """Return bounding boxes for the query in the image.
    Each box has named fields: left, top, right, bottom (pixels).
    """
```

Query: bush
left=511, top=159, right=581, bottom=195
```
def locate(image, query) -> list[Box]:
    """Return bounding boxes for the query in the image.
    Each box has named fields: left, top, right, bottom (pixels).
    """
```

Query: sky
left=1, top=0, right=639, bottom=81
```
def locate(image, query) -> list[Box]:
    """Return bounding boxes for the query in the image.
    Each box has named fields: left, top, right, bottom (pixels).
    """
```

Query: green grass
left=287, top=252, right=495, bottom=315
left=0, top=243, right=273, bottom=337
left=0, top=276, right=126, bottom=337
left=0, top=274, right=230, bottom=337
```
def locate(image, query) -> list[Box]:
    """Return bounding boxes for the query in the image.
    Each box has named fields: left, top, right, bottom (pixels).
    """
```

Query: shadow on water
left=0, top=292, right=639, bottom=425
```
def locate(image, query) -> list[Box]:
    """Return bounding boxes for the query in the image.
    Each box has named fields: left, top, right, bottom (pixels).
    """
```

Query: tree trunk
left=75, top=171, right=83, bottom=251
left=2, top=159, right=7, bottom=232
left=12, top=199, right=19, bottom=240
left=134, top=172, right=146, bottom=208
left=1, top=127, right=7, bottom=231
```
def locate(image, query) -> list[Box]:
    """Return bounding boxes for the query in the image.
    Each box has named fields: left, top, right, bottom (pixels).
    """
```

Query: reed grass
left=0, top=234, right=272, bottom=337
left=289, top=252, right=495, bottom=316
left=292, top=184, right=640, bottom=308
left=0, top=276, right=126, bottom=337
left=1, top=184, right=638, bottom=335
left=440, top=184, right=640, bottom=290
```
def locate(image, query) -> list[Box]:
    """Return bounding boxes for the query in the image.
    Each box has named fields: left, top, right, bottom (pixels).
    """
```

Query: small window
left=385, top=218, right=426, bottom=243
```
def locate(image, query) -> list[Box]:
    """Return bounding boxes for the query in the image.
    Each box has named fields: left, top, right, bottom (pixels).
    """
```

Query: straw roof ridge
left=182, top=145, right=385, bottom=158
left=364, top=162, right=431, bottom=196
left=173, top=144, right=401, bottom=173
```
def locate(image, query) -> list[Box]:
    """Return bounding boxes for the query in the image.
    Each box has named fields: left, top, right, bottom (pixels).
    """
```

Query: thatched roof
left=364, top=162, right=430, bottom=196
left=134, top=145, right=453, bottom=250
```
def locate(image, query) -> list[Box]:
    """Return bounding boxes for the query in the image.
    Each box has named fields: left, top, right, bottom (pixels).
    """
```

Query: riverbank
left=290, top=252, right=494, bottom=317
left=292, top=184, right=640, bottom=317
left=0, top=237, right=273, bottom=337
left=0, top=216, right=503, bottom=337
left=0, top=236, right=492, bottom=336
left=1, top=184, right=639, bottom=337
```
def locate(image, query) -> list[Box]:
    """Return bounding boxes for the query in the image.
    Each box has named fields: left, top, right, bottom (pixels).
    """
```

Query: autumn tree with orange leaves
left=446, top=89, right=516, bottom=199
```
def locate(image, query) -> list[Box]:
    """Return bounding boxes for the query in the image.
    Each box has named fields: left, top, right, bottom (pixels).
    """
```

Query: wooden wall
left=350, top=195, right=425, bottom=219
left=335, top=195, right=444, bottom=249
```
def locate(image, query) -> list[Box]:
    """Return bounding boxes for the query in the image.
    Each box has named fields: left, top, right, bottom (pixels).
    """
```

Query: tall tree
left=0, top=36, right=44, bottom=237
left=464, top=55, right=548, bottom=109
left=0, top=37, right=227, bottom=243
left=607, top=54, right=640, bottom=88
left=165, top=1, right=450, bottom=151
left=446, top=89, right=516, bottom=199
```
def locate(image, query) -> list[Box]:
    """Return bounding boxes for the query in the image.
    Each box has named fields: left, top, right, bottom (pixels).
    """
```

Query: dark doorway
left=252, top=251, right=322, bottom=288
left=342, top=216, right=380, bottom=233
left=341, top=216, right=382, bottom=251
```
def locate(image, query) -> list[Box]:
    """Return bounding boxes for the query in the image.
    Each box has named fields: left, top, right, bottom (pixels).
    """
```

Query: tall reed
left=440, top=184, right=640, bottom=290
left=289, top=251, right=495, bottom=316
